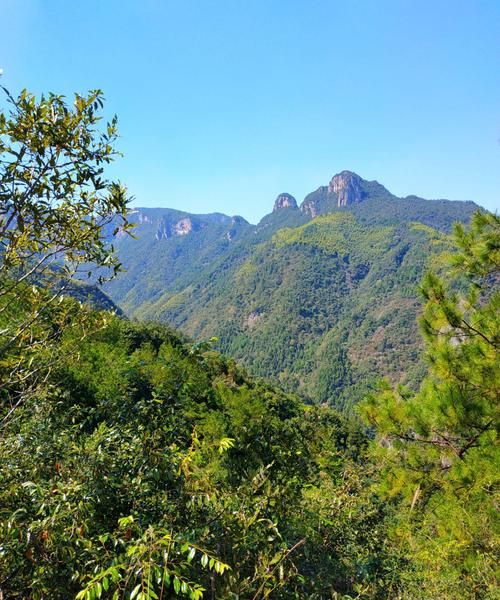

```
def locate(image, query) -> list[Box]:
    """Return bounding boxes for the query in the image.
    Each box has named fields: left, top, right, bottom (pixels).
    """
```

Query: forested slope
left=1, top=87, right=497, bottom=600
left=126, top=213, right=452, bottom=408
left=104, top=173, right=479, bottom=408
left=1, top=311, right=389, bottom=599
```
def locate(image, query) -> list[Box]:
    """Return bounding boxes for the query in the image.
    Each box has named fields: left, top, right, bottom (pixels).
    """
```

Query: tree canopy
left=0, top=87, right=131, bottom=426
left=362, top=211, right=499, bottom=597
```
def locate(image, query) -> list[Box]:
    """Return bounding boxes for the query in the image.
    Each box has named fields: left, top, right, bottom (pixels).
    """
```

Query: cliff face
left=174, top=217, right=194, bottom=236
left=125, top=210, right=250, bottom=243
left=328, top=171, right=366, bottom=206
left=300, top=187, right=327, bottom=218
left=300, top=171, right=386, bottom=216
left=273, top=193, right=298, bottom=211
left=156, top=216, right=197, bottom=239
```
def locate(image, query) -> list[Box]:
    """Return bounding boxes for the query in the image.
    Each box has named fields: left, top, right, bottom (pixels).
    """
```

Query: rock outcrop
left=273, top=193, right=298, bottom=211
left=174, top=217, right=193, bottom=236
left=138, top=212, right=152, bottom=224
left=155, top=217, right=170, bottom=240
left=328, top=171, right=366, bottom=206
left=155, top=217, right=197, bottom=239
left=299, top=171, right=368, bottom=216
left=300, top=188, right=326, bottom=217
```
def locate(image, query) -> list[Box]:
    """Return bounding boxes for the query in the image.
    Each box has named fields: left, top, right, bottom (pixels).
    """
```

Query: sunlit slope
left=132, top=213, right=451, bottom=409
left=104, top=172, right=479, bottom=409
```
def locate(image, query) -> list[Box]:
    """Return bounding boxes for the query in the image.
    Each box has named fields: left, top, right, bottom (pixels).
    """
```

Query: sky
left=1, top=0, right=499, bottom=222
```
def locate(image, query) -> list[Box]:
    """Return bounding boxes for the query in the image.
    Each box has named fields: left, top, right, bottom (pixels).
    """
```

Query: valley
left=105, top=170, right=479, bottom=408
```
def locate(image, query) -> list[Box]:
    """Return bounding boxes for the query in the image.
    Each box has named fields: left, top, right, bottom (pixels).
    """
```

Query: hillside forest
left=0, top=89, right=498, bottom=599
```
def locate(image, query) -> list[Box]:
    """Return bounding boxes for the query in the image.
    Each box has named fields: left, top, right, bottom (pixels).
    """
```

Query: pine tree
left=362, top=211, right=499, bottom=598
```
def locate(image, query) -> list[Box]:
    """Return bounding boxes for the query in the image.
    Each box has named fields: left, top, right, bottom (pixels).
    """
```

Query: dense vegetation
left=118, top=212, right=454, bottom=409
left=1, top=311, right=397, bottom=599
left=104, top=185, right=478, bottom=410
left=1, top=87, right=498, bottom=599
left=363, top=211, right=499, bottom=597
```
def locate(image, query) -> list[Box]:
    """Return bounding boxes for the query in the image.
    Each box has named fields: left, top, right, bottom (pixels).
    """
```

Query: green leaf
left=173, top=577, right=181, bottom=594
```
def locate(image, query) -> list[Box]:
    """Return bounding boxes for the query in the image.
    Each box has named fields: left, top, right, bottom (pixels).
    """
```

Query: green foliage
left=104, top=209, right=253, bottom=314
left=273, top=212, right=393, bottom=259
left=0, top=86, right=131, bottom=422
left=62, top=280, right=124, bottom=314
left=0, top=313, right=393, bottom=598
left=1, top=84, right=494, bottom=599
left=102, top=178, right=477, bottom=411
left=0, top=86, right=131, bottom=285
left=362, top=211, right=500, bottom=598
left=132, top=213, right=452, bottom=410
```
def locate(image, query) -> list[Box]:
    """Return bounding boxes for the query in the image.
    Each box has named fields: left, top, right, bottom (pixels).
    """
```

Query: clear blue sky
left=2, top=0, right=499, bottom=222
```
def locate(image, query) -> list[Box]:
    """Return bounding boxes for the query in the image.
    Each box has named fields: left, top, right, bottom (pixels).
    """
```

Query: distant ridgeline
left=104, top=171, right=479, bottom=409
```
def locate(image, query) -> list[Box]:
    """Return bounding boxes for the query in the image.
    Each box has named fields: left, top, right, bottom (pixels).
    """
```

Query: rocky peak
left=328, top=171, right=366, bottom=207
left=273, top=193, right=298, bottom=211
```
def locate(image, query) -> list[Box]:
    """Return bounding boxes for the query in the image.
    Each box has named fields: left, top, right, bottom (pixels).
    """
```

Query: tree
left=362, top=211, right=499, bottom=598
left=0, top=86, right=132, bottom=423
left=0, top=86, right=131, bottom=285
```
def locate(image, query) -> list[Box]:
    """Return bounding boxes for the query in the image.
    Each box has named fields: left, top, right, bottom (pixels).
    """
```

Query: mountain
left=103, top=171, right=480, bottom=409
left=104, top=208, right=253, bottom=312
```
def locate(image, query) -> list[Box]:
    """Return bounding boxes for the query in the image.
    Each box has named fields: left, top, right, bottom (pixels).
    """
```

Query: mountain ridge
left=103, top=170, right=481, bottom=409
left=128, top=170, right=479, bottom=226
